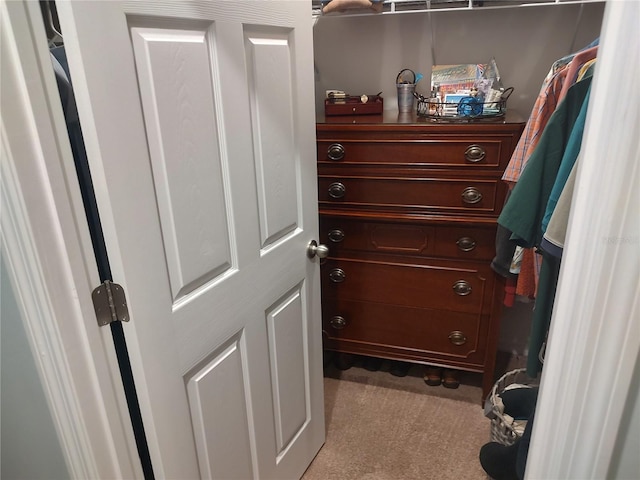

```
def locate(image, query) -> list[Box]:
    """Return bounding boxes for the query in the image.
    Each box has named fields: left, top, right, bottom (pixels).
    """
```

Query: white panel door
left=57, top=1, right=324, bottom=478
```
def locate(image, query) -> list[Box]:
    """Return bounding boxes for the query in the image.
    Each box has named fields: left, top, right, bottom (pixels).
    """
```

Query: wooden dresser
left=316, top=112, right=525, bottom=399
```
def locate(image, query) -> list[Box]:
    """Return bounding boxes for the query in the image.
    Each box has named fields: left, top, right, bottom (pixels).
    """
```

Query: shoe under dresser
left=316, top=112, right=525, bottom=400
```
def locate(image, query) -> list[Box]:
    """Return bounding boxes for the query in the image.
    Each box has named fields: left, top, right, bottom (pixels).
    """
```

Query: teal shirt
left=542, top=86, right=591, bottom=234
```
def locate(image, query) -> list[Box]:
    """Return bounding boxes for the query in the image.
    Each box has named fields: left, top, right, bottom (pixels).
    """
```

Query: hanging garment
left=540, top=160, right=579, bottom=259
left=493, top=74, right=592, bottom=285
left=537, top=85, right=592, bottom=259
left=497, top=68, right=568, bottom=300
left=498, top=76, right=592, bottom=249
left=525, top=250, right=561, bottom=376
left=497, top=43, right=598, bottom=302
left=557, top=46, right=598, bottom=100
left=516, top=248, right=538, bottom=298
left=541, top=87, right=591, bottom=234
left=501, top=39, right=598, bottom=186
left=498, top=75, right=592, bottom=376
left=502, top=68, right=568, bottom=185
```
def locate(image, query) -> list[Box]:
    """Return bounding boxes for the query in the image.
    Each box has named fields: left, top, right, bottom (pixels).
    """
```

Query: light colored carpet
left=302, top=359, right=492, bottom=480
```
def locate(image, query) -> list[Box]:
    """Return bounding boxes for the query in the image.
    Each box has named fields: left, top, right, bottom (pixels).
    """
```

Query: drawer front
left=320, top=216, right=498, bottom=261
left=321, top=258, right=494, bottom=315
left=433, top=224, right=498, bottom=260
left=319, top=176, right=500, bottom=215
left=321, top=298, right=486, bottom=363
left=317, top=140, right=505, bottom=169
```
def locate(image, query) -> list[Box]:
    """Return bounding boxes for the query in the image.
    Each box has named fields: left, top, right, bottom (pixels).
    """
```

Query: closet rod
left=312, top=0, right=604, bottom=18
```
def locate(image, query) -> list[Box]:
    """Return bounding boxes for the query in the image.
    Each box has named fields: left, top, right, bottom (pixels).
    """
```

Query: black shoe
left=389, top=361, right=411, bottom=377
left=479, top=440, right=520, bottom=480
left=500, top=387, right=539, bottom=419
left=363, top=356, right=384, bottom=372
left=334, top=353, right=355, bottom=370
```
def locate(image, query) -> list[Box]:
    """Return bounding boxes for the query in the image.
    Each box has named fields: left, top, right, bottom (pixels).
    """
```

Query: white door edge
left=1, top=1, right=141, bottom=478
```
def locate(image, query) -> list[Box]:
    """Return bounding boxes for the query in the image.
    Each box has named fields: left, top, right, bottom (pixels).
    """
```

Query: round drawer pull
left=464, top=144, right=486, bottom=163
left=448, top=330, right=467, bottom=346
left=327, top=143, right=345, bottom=161
left=461, top=187, right=483, bottom=205
left=329, top=268, right=346, bottom=283
left=330, top=315, right=348, bottom=330
left=328, top=229, right=345, bottom=243
left=328, top=182, right=346, bottom=199
left=456, top=236, right=477, bottom=252
left=453, top=280, right=472, bottom=296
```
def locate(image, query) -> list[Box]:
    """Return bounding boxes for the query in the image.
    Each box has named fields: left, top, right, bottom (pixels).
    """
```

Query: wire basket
left=416, top=86, right=513, bottom=121
left=484, top=368, right=539, bottom=446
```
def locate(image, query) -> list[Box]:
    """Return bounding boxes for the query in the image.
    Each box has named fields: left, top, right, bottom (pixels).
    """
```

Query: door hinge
left=92, top=280, right=130, bottom=327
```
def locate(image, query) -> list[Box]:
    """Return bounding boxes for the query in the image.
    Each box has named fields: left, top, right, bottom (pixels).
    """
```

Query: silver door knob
left=307, top=240, right=329, bottom=259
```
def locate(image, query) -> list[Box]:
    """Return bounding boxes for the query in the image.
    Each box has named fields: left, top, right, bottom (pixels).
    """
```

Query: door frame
left=2, top=0, right=637, bottom=479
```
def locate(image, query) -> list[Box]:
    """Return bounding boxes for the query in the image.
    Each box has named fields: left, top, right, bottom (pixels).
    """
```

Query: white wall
left=313, top=2, right=605, bottom=118
left=0, top=256, right=70, bottom=480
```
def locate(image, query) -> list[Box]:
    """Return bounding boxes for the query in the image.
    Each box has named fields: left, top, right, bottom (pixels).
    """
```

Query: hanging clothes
left=497, top=71, right=593, bottom=376
left=557, top=45, right=598, bottom=100
left=536, top=69, right=593, bottom=259
left=501, top=39, right=598, bottom=186
left=502, top=68, right=569, bottom=185
left=541, top=86, right=591, bottom=235
left=499, top=77, right=592, bottom=248
left=540, top=160, right=579, bottom=259
left=495, top=41, right=599, bottom=302
left=494, top=68, right=569, bottom=301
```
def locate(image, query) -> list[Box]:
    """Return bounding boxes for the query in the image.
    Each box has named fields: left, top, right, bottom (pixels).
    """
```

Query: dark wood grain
left=316, top=116, right=525, bottom=400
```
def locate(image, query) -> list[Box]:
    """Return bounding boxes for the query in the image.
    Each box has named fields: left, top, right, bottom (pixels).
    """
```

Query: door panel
left=186, top=334, right=254, bottom=480
left=58, top=2, right=324, bottom=478
left=267, top=286, right=308, bottom=455
left=130, top=24, right=233, bottom=303
left=245, top=26, right=300, bottom=248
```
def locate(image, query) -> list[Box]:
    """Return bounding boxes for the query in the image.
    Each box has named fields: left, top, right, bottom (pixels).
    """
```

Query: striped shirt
left=502, top=67, right=568, bottom=183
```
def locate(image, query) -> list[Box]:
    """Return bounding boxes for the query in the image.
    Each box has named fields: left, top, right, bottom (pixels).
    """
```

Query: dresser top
left=317, top=110, right=525, bottom=132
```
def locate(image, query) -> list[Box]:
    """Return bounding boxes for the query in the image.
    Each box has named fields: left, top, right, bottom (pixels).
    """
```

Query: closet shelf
left=312, top=0, right=604, bottom=18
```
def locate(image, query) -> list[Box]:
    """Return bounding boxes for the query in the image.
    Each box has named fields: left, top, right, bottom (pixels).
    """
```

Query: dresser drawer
left=320, top=216, right=498, bottom=261
left=319, top=175, right=501, bottom=215
left=321, top=298, right=486, bottom=364
left=321, top=258, right=494, bottom=315
left=317, top=139, right=506, bottom=169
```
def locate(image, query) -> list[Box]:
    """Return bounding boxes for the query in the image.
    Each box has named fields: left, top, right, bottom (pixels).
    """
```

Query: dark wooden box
left=325, top=96, right=383, bottom=116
